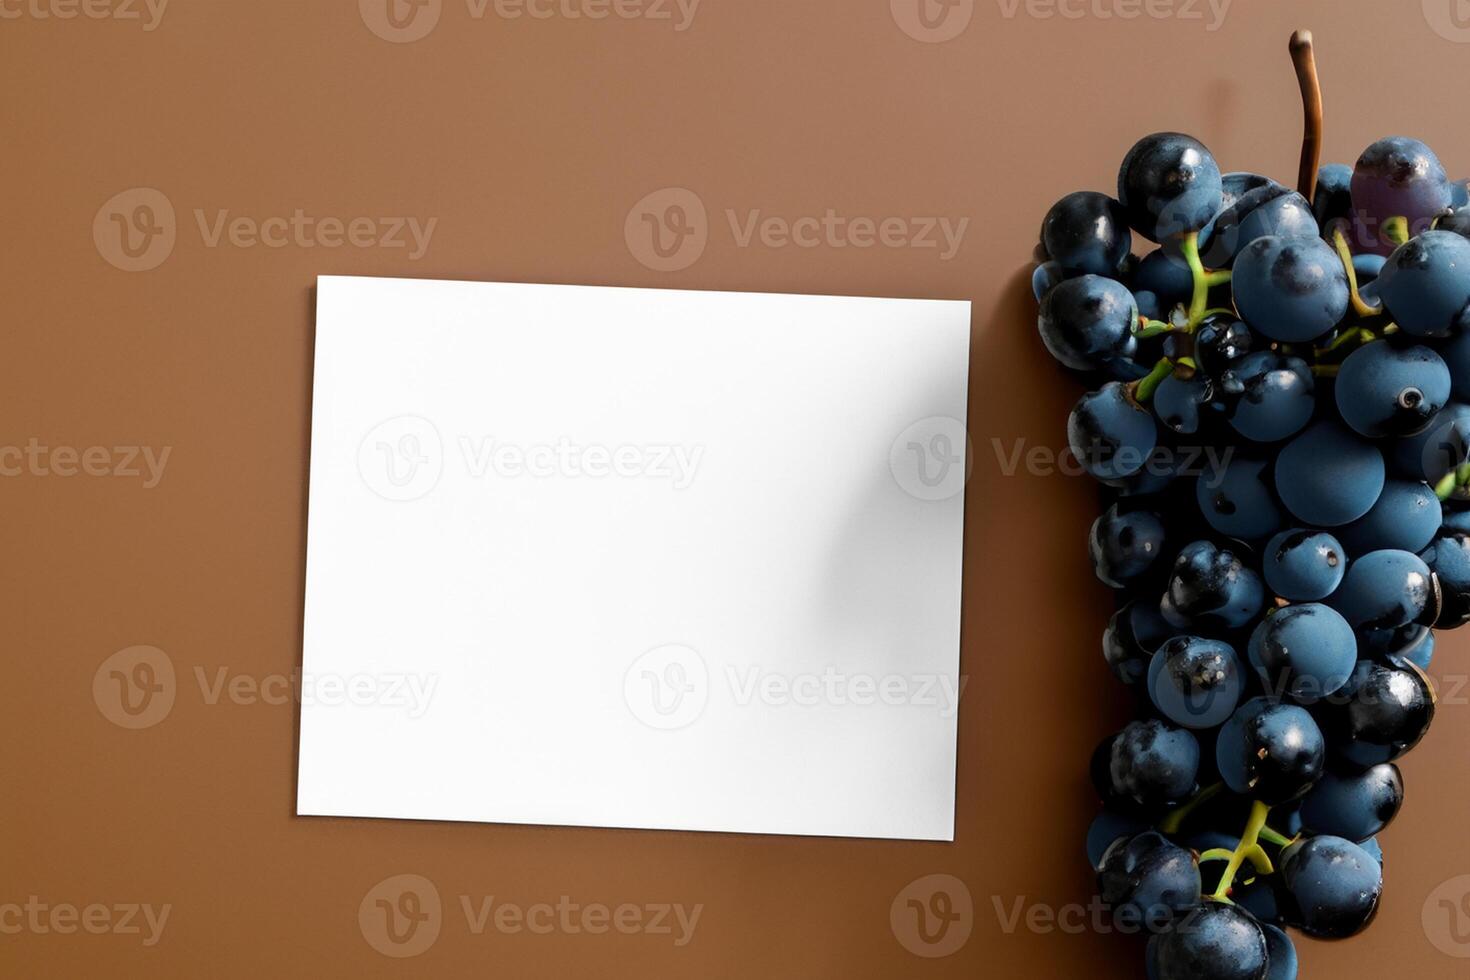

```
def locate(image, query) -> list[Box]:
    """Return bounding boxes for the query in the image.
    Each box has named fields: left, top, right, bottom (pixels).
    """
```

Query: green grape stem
left=1158, top=782, right=1223, bottom=835
left=1180, top=232, right=1228, bottom=330
left=1211, top=800, right=1272, bottom=902
left=1332, top=228, right=1385, bottom=317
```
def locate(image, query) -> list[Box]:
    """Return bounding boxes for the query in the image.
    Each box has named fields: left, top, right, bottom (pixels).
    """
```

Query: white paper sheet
left=297, top=276, right=971, bottom=840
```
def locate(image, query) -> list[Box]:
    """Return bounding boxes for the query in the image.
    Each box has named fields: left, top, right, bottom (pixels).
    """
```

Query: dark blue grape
left=1154, top=371, right=1212, bottom=435
left=1228, top=351, right=1314, bottom=442
left=1087, top=809, right=1149, bottom=870
left=1032, top=261, right=1065, bottom=302
left=1335, top=341, right=1449, bottom=438
left=1279, top=835, right=1382, bottom=938
left=1215, top=697, right=1325, bottom=805
left=1391, top=401, right=1470, bottom=483
left=1376, top=231, right=1470, bottom=338
left=1318, top=659, right=1435, bottom=770
left=1444, top=506, right=1470, bottom=534
left=1327, top=549, right=1435, bottom=631
left=1263, top=529, right=1345, bottom=600
left=1039, top=275, right=1140, bottom=371
left=1360, top=836, right=1384, bottom=868
left=1090, top=504, right=1167, bottom=588
left=1335, top=479, right=1442, bottom=555
left=1098, top=830, right=1202, bottom=930
left=1353, top=252, right=1386, bottom=282
left=1201, top=183, right=1318, bottom=267
left=1161, top=540, right=1265, bottom=631
left=1360, top=623, right=1435, bottom=670
left=1110, top=719, right=1201, bottom=809
left=1234, top=875, right=1285, bottom=927
left=1247, top=604, right=1356, bottom=703
left=1440, top=330, right=1470, bottom=402
left=1420, top=530, right=1470, bottom=628
left=1437, top=204, right=1470, bottom=241
left=1275, top=421, right=1386, bottom=527
left=1196, top=457, right=1283, bottom=541
left=1312, top=162, right=1353, bottom=233
left=1135, top=289, right=1163, bottom=322
left=1069, top=382, right=1158, bottom=483
left=1153, top=902, right=1268, bottom=980
left=1118, top=133, right=1224, bottom=242
left=1231, top=236, right=1349, bottom=343
left=1104, top=599, right=1174, bottom=689
left=1042, top=191, right=1133, bottom=276
left=1298, top=764, right=1403, bottom=843
left=1147, top=636, right=1244, bottom=729
left=1352, top=137, right=1452, bottom=256
left=1191, top=316, right=1254, bottom=386
left=1221, top=171, right=1280, bottom=210
left=1136, top=248, right=1194, bottom=303
left=1260, top=923, right=1297, bottom=980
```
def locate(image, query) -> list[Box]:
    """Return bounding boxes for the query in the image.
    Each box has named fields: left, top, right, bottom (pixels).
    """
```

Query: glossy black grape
left=1279, top=835, right=1383, bottom=938
left=1312, top=162, right=1353, bottom=233
left=1160, top=540, right=1264, bottom=631
left=1215, top=697, right=1325, bottom=805
left=1098, top=830, right=1202, bottom=930
left=1042, top=191, right=1133, bottom=277
left=1110, top=719, right=1201, bottom=809
left=1090, top=504, right=1167, bottom=588
left=1297, top=763, right=1403, bottom=843
left=1069, top=382, right=1158, bottom=483
left=1039, top=275, right=1140, bottom=371
left=1103, top=599, right=1173, bottom=689
left=1118, top=133, right=1224, bottom=242
left=1318, top=659, right=1435, bottom=770
left=1152, top=902, right=1268, bottom=980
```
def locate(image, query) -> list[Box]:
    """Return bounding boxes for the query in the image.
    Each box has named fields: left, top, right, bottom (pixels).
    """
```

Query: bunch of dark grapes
left=1036, top=33, right=1470, bottom=980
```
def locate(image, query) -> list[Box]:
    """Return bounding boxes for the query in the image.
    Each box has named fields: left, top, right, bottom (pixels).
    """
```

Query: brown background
left=6, top=0, right=1470, bottom=976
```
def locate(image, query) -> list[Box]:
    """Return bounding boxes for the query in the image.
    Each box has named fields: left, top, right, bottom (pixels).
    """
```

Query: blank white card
left=298, top=276, right=971, bottom=840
